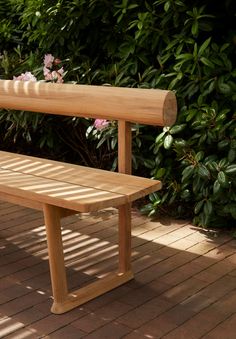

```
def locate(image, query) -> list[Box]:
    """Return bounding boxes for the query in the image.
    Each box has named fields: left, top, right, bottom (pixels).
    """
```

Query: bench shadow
left=0, top=203, right=235, bottom=338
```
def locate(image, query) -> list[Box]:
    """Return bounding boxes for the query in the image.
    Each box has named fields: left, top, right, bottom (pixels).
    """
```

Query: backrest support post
left=118, top=120, right=132, bottom=175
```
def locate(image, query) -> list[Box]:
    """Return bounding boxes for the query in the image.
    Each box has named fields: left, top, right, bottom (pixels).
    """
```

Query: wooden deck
left=0, top=201, right=236, bottom=338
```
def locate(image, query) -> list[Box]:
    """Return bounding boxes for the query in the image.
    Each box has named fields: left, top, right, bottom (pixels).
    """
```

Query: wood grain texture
left=118, top=121, right=132, bottom=175
left=118, top=204, right=132, bottom=273
left=0, top=80, right=177, bottom=126
left=43, top=204, right=68, bottom=304
left=51, top=270, right=134, bottom=314
left=0, top=151, right=162, bottom=212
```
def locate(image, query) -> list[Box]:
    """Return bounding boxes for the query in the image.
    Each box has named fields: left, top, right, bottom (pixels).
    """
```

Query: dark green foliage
left=0, top=0, right=24, bottom=50
left=0, top=0, right=235, bottom=227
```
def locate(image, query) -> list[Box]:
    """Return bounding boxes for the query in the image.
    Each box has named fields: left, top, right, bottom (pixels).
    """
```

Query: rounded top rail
left=0, top=80, right=177, bottom=126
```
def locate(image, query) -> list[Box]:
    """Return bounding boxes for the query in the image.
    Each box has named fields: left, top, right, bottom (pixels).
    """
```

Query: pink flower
left=43, top=66, right=50, bottom=76
left=94, top=119, right=109, bottom=130
left=44, top=71, right=53, bottom=81
left=51, top=70, right=64, bottom=83
left=57, top=67, right=64, bottom=75
left=44, top=69, right=64, bottom=83
left=44, top=54, right=54, bottom=68
left=13, top=72, right=37, bottom=82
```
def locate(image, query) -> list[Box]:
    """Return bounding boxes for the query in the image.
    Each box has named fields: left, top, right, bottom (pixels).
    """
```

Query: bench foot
left=43, top=203, right=133, bottom=314
left=51, top=270, right=134, bottom=314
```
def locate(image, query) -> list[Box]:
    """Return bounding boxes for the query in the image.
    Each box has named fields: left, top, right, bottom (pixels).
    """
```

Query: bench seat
left=0, top=151, right=161, bottom=213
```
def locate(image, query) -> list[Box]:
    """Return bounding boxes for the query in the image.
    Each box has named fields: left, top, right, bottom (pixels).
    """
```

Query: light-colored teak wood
left=118, top=120, right=132, bottom=175
left=43, top=204, right=68, bottom=306
left=0, top=151, right=162, bottom=212
left=118, top=121, right=132, bottom=274
left=0, top=81, right=177, bottom=313
left=0, top=80, right=177, bottom=126
left=51, top=270, right=134, bottom=314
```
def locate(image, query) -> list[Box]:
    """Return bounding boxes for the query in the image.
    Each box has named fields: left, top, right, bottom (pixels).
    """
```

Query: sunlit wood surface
left=0, top=80, right=177, bottom=126
left=0, top=151, right=161, bottom=213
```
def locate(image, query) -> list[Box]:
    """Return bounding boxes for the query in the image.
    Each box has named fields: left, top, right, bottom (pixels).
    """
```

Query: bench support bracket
left=43, top=203, right=134, bottom=314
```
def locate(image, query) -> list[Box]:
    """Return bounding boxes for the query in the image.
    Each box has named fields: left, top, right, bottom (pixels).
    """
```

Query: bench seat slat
left=0, top=151, right=161, bottom=212
left=0, top=168, right=127, bottom=212
left=0, top=151, right=160, bottom=191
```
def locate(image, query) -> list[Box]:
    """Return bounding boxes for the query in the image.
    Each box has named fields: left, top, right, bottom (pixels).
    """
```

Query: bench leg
left=118, top=203, right=132, bottom=273
left=43, top=203, right=133, bottom=314
left=43, top=204, right=69, bottom=313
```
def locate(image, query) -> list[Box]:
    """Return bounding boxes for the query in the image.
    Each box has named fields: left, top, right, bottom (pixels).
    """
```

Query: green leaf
left=193, top=176, right=202, bottom=194
left=181, top=189, right=191, bottom=199
left=140, top=203, right=154, bottom=214
left=182, top=165, right=195, bottom=182
left=220, top=43, right=230, bottom=53
left=176, top=53, right=193, bottom=60
left=195, top=151, right=204, bottom=162
left=168, top=77, right=179, bottom=89
left=202, top=79, right=215, bottom=96
left=169, top=124, right=186, bottom=134
left=186, top=109, right=197, bottom=122
left=200, top=57, right=214, bottom=68
left=155, top=167, right=166, bottom=179
left=111, top=137, right=117, bottom=150
left=127, top=4, right=139, bottom=9
left=149, top=192, right=161, bottom=203
left=164, top=134, right=173, bottom=149
left=219, top=158, right=228, bottom=169
left=198, top=165, right=210, bottom=179
left=161, top=192, right=169, bottom=203
left=218, top=82, right=231, bottom=94
left=164, top=1, right=170, bottom=12
left=225, top=165, right=236, bottom=175
left=213, top=180, right=221, bottom=195
left=174, top=139, right=187, bottom=148
left=198, top=37, right=211, bottom=56
left=194, top=200, right=204, bottom=214
left=155, top=131, right=165, bottom=144
left=228, top=149, right=236, bottom=163
left=217, top=171, right=226, bottom=186
left=144, top=159, right=155, bottom=169
left=191, top=20, right=198, bottom=36
left=218, top=140, right=229, bottom=149
left=204, top=200, right=213, bottom=215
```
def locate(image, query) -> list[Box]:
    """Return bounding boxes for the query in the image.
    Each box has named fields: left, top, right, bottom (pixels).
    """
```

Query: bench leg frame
left=43, top=203, right=133, bottom=314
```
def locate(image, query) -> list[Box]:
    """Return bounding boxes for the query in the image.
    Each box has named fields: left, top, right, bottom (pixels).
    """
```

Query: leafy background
left=0, top=0, right=235, bottom=227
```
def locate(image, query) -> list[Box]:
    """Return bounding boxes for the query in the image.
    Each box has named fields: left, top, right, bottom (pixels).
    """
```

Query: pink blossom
left=44, top=69, right=64, bottom=83
left=57, top=67, right=64, bottom=75
left=43, top=66, right=50, bottom=76
left=94, top=119, right=109, bottom=130
left=44, top=71, right=53, bottom=81
left=13, top=72, right=37, bottom=82
left=51, top=70, right=64, bottom=83
left=44, top=54, right=54, bottom=68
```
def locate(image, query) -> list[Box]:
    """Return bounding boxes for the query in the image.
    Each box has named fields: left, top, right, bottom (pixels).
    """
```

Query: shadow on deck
left=0, top=201, right=236, bottom=338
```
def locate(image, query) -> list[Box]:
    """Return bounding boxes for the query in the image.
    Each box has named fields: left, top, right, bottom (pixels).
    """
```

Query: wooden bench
left=0, top=80, right=177, bottom=314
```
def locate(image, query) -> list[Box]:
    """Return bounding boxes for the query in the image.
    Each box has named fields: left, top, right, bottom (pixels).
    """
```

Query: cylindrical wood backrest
left=0, top=80, right=177, bottom=126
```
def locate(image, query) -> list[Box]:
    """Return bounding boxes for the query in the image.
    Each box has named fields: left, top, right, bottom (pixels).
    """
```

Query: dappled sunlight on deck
left=0, top=202, right=236, bottom=338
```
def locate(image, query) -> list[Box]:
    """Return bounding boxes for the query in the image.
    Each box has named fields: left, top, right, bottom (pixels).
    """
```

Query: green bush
left=0, top=0, right=235, bottom=227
